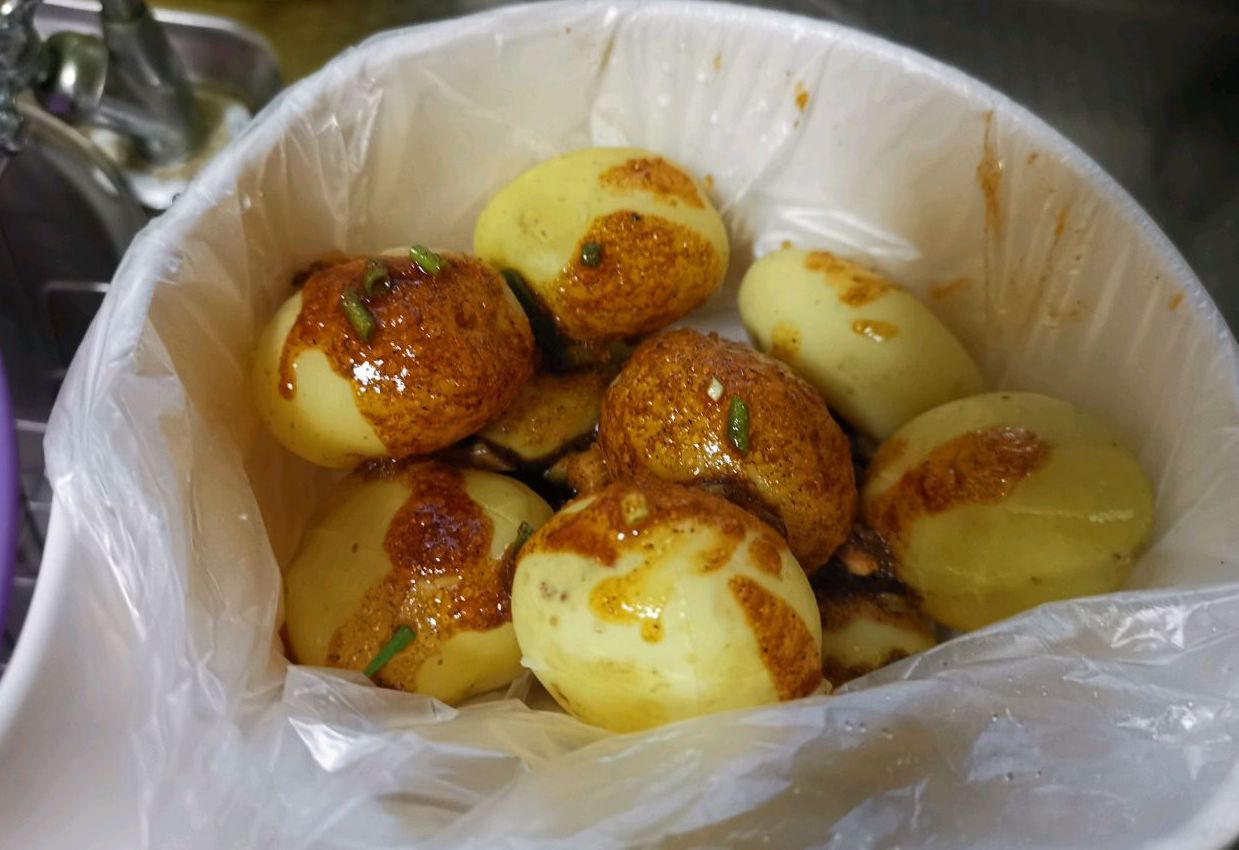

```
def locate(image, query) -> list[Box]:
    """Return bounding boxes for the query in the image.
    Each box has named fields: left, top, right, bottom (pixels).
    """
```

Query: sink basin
left=0, top=0, right=282, bottom=674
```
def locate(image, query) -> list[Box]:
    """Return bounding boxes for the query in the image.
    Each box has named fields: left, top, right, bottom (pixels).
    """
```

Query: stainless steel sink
left=0, top=0, right=281, bottom=671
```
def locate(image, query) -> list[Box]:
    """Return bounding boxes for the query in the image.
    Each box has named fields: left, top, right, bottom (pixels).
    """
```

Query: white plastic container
left=3, top=3, right=1239, bottom=848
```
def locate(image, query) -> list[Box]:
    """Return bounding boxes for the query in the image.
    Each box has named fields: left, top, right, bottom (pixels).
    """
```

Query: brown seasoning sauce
left=804, top=252, right=892, bottom=307
left=549, top=210, right=721, bottom=342
left=728, top=575, right=822, bottom=700
left=599, top=157, right=705, bottom=208
left=865, top=426, right=1051, bottom=552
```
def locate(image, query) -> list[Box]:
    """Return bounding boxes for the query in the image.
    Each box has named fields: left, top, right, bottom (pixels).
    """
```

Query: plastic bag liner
left=40, top=2, right=1239, bottom=847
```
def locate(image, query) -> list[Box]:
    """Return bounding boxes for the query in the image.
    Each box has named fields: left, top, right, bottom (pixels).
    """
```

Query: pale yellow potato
left=284, top=461, right=552, bottom=705
left=477, top=368, right=607, bottom=463
left=815, top=587, right=935, bottom=685
left=474, top=147, right=729, bottom=343
left=739, top=248, right=983, bottom=440
left=512, top=480, right=823, bottom=733
left=252, top=254, right=535, bottom=469
left=861, top=392, right=1154, bottom=631
left=253, top=290, right=386, bottom=467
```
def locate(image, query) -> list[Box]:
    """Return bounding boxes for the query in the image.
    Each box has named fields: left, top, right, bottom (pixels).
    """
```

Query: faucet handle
left=0, top=0, right=42, bottom=154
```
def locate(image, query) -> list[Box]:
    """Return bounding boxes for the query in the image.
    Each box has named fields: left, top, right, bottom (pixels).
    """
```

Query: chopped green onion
left=362, top=257, right=390, bottom=296
left=513, top=520, right=535, bottom=555
left=707, top=377, right=725, bottom=401
left=364, top=624, right=416, bottom=678
left=340, top=287, right=377, bottom=342
left=580, top=241, right=603, bottom=267
left=501, top=268, right=570, bottom=369
left=727, top=396, right=750, bottom=454
left=409, top=244, right=445, bottom=275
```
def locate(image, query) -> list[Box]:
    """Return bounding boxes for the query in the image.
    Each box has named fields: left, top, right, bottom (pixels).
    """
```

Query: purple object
left=0, top=352, right=15, bottom=628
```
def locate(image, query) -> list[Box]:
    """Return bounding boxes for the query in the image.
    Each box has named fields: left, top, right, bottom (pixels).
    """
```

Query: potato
left=283, top=460, right=552, bottom=704
left=512, top=480, right=823, bottom=732
left=597, top=328, right=856, bottom=574
left=861, top=392, right=1154, bottom=631
left=476, top=368, right=608, bottom=464
left=738, top=248, right=983, bottom=440
left=473, top=147, right=729, bottom=344
left=816, top=585, right=935, bottom=685
left=253, top=253, right=535, bottom=468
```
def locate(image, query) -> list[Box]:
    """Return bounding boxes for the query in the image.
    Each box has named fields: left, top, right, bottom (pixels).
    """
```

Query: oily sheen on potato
left=862, top=392, right=1154, bottom=631
left=473, top=147, right=729, bottom=343
left=511, top=480, right=823, bottom=732
left=252, top=253, right=535, bottom=468
left=283, top=460, right=552, bottom=704
left=739, top=248, right=983, bottom=440
left=597, top=328, right=856, bottom=574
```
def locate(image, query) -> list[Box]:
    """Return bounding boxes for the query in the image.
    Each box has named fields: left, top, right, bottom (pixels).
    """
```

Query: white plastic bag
left=38, top=2, right=1239, bottom=847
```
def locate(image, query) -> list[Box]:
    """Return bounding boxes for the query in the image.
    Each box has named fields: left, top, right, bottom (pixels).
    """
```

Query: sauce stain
left=524, top=479, right=750, bottom=569
left=865, top=427, right=1051, bottom=553
left=589, top=561, right=668, bottom=643
left=976, top=111, right=1004, bottom=241
left=929, top=277, right=971, bottom=299
left=1054, top=206, right=1069, bottom=239
left=805, top=251, right=892, bottom=307
left=703, top=173, right=715, bottom=191
left=748, top=534, right=784, bottom=577
left=770, top=321, right=801, bottom=361
left=852, top=319, right=899, bottom=343
left=1169, top=293, right=1184, bottom=311
left=278, top=254, right=534, bottom=457
left=713, top=53, right=722, bottom=72
left=1026, top=152, right=1040, bottom=165
left=549, top=210, right=721, bottom=342
left=794, top=81, right=810, bottom=113
left=728, top=576, right=822, bottom=700
left=599, top=157, right=705, bottom=208
left=325, top=462, right=512, bottom=691
left=780, top=240, right=793, bottom=250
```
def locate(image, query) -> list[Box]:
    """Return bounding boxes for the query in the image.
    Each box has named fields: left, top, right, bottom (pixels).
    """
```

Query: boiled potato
left=739, top=248, right=983, bottom=440
left=476, top=368, right=608, bottom=464
left=512, top=479, right=823, bottom=732
left=862, top=392, right=1154, bottom=631
left=283, top=460, right=552, bottom=704
left=474, top=147, right=729, bottom=343
left=598, top=328, right=856, bottom=574
left=253, top=252, right=535, bottom=468
left=816, top=584, right=935, bottom=685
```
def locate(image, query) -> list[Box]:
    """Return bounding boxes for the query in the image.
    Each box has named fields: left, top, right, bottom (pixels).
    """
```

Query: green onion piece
left=364, top=624, right=416, bottom=678
left=707, top=377, right=725, bottom=401
left=513, top=520, right=535, bottom=555
left=580, top=241, right=603, bottom=267
left=409, top=244, right=445, bottom=275
left=501, top=268, right=569, bottom=369
left=727, top=396, right=750, bottom=454
left=340, top=287, right=377, bottom=342
left=362, top=257, right=390, bottom=296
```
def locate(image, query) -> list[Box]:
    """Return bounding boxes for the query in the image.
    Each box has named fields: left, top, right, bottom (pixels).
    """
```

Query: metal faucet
left=0, top=0, right=201, bottom=164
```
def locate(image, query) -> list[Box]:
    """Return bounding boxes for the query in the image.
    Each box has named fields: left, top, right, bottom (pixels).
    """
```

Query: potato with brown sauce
left=511, top=479, right=823, bottom=732
left=283, top=460, right=553, bottom=704
left=597, top=329, right=857, bottom=574
left=476, top=367, right=609, bottom=466
left=252, top=251, right=535, bottom=468
left=473, top=147, right=729, bottom=344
